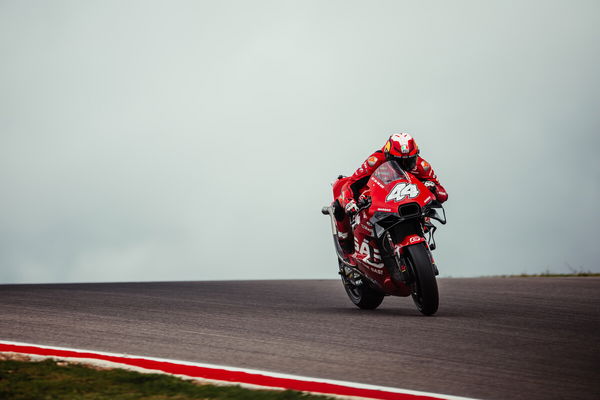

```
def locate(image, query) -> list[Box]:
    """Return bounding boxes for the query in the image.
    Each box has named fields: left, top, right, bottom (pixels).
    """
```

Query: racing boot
left=339, top=237, right=355, bottom=259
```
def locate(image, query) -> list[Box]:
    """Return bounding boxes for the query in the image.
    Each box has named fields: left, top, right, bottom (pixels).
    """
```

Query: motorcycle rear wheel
left=343, top=282, right=384, bottom=309
left=340, top=264, right=384, bottom=310
left=405, top=243, right=439, bottom=315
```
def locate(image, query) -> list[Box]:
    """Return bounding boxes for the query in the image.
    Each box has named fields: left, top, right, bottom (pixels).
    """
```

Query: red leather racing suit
left=335, top=150, right=448, bottom=245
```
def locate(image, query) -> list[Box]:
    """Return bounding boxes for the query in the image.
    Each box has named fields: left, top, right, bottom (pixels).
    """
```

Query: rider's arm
left=342, top=150, right=386, bottom=203
left=412, top=157, right=448, bottom=203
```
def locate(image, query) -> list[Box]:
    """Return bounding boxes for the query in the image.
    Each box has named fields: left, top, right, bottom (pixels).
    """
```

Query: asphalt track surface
left=1, top=278, right=599, bottom=400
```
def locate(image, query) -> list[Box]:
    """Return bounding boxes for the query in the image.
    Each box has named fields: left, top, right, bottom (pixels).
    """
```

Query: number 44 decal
left=386, top=183, right=420, bottom=202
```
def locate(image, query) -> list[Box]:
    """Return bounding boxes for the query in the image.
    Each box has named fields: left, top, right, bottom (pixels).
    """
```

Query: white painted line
left=0, top=340, right=480, bottom=400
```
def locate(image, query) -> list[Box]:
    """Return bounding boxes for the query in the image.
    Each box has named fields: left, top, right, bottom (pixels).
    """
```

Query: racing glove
left=423, top=180, right=437, bottom=194
left=345, top=199, right=359, bottom=215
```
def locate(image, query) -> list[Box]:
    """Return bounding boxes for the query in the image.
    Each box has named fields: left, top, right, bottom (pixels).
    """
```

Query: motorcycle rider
left=335, top=133, right=448, bottom=256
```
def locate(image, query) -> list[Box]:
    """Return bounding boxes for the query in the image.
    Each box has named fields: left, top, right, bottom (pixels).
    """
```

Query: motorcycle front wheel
left=405, top=243, right=439, bottom=315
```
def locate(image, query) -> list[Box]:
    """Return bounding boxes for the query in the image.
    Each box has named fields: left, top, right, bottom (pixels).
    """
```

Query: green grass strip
left=0, top=359, right=334, bottom=400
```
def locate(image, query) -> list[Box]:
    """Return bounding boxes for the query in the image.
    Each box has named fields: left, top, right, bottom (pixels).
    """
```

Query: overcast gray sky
left=1, top=0, right=599, bottom=283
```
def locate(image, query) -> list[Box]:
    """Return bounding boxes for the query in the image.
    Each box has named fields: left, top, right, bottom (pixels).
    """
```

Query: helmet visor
left=391, top=155, right=417, bottom=171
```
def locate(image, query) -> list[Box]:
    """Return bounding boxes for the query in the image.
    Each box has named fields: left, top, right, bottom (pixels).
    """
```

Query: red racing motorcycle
left=322, top=160, right=447, bottom=315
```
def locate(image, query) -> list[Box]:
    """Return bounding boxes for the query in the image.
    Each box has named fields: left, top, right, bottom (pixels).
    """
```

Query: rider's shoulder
left=416, top=156, right=432, bottom=172
left=366, top=151, right=385, bottom=167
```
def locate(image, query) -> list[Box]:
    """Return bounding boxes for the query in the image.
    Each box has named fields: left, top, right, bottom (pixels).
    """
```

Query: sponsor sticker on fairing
left=371, top=178, right=385, bottom=188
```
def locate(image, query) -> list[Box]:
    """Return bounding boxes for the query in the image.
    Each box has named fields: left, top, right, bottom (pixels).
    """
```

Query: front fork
left=379, top=232, right=412, bottom=283
left=380, top=232, right=439, bottom=284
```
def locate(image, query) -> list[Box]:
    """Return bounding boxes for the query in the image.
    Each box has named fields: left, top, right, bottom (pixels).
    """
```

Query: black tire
left=405, top=243, right=439, bottom=315
left=343, top=281, right=385, bottom=309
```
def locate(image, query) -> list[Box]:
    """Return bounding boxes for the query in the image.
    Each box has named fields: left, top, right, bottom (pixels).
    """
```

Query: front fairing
left=368, top=161, right=435, bottom=212
left=365, top=161, right=434, bottom=238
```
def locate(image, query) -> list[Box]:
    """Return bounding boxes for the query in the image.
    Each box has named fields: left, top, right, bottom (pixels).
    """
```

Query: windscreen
left=370, top=161, right=408, bottom=185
